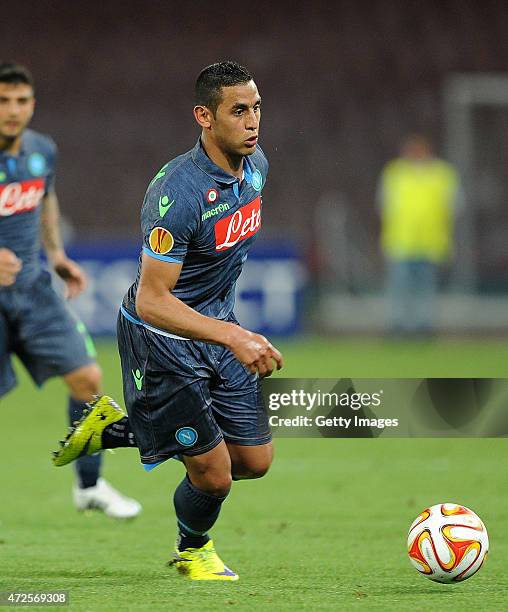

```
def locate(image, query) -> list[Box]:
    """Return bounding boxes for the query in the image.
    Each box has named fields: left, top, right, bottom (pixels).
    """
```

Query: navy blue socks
left=101, top=417, right=137, bottom=449
left=173, top=476, right=229, bottom=551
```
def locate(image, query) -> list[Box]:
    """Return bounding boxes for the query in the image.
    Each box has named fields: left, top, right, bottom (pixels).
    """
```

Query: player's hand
left=52, top=255, right=88, bottom=299
left=226, top=325, right=284, bottom=378
left=0, top=248, right=22, bottom=286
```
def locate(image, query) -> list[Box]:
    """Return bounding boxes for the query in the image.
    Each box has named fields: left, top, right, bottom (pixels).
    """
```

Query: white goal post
left=444, top=73, right=508, bottom=292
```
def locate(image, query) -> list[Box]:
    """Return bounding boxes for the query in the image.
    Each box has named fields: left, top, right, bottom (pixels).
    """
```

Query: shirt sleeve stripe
left=142, top=246, right=182, bottom=263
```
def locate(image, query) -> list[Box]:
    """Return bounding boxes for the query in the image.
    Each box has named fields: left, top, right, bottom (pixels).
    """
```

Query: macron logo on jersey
left=0, top=179, right=45, bottom=217
left=214, top=196, right=261, bottom=251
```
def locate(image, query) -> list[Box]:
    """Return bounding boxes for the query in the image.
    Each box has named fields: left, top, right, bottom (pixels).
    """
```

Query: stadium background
left=2, top=1, right=508, bottom=610
left=5, top=0, right=508, bottom=335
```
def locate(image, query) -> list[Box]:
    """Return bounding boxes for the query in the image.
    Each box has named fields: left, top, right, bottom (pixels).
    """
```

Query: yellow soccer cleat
left=169, top=540, right=239, bottom=581
left=52, top=395, right=125, bottom=467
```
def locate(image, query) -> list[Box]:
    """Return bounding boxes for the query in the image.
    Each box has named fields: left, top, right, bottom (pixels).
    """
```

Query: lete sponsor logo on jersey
left=0, top=179, right=46, bottom=216
left=214, top=196, right=261, bottom=251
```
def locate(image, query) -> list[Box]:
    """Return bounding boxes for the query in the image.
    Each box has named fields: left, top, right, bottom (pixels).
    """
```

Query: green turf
left=1, top=337, right=507, bottom=611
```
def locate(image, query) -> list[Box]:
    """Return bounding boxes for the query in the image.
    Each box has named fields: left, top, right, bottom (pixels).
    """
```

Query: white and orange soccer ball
left=407, top=503, right=489, bottom=583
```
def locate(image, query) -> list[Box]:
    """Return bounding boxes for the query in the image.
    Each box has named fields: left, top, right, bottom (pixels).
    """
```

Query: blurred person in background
left=377, top=133, right=462, bottom=336
left=0, top=62, right=141, bottom=518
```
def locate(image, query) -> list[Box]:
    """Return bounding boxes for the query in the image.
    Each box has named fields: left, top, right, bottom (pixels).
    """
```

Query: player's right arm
left=0, top=247, right=22, bottom=286
left=136, top=254, right=283, bottom=377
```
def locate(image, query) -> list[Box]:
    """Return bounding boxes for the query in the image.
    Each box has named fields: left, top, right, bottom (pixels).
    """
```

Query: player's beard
left=0, top=129, right=22, bottom=148
left=213, top=127, right=252, bottom=158
left=243, top=144, right=257, bottom=156
left=227, top=139, right=256, bottom=160
left=0, top=115, right=31, bottom=143
left=216, top=139, right=247, bottom=169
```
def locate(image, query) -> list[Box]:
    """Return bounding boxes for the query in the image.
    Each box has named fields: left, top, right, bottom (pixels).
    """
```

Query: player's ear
left=193, top=105, right=213, bottom=129
left=28, top=96, right=36, bottom=122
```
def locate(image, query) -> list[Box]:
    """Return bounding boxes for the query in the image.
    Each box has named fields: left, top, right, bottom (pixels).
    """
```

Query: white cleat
left=73, top=478, right=142, bottom=519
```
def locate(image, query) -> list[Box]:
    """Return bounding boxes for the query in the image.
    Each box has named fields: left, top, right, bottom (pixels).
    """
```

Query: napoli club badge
left=252, top=169, right=263, bottom=191
left=27, top=153, right=46, bottom=177
left=175, top=427, right=198, bottom=447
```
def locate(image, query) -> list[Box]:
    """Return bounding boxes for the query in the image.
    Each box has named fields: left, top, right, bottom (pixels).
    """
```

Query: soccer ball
left=407, top=503, right=489, bottom=583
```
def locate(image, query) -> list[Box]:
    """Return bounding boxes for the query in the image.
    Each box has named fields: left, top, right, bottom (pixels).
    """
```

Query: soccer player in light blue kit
left=54, top=61, right=283, bottom=580
left=0, top=63, right=140, bottom=518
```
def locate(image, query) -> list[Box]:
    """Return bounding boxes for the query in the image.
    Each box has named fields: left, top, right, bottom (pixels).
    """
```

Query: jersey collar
left=191, top=138, right=255, bottom=185
left=18, top=133, right=28, bottom=156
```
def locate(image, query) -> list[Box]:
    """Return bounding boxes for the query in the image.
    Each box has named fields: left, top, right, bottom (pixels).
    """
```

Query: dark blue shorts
left=117, top=310, right=271, bottom=466
left=0, top=271, right=95, bottom=397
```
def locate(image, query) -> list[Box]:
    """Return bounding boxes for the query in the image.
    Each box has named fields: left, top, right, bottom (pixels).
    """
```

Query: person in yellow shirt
left=378, top=134, right=461, bottom=336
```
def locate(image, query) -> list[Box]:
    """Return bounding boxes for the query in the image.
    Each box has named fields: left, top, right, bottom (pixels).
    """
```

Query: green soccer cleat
left=168, top=540, right=239, bottom=581
left=52, top=395, right=126, bottom=467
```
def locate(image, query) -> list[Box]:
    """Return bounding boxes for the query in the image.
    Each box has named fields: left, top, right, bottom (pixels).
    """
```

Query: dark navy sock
left=68, top=397, right=102, bottom=489
left=101, top=417, right=138, bottom=449
left=173, top=476, right=229, bottom=551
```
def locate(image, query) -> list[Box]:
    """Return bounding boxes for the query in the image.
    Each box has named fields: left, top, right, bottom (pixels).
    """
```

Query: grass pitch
left=1, top=336, right=508, bottom=611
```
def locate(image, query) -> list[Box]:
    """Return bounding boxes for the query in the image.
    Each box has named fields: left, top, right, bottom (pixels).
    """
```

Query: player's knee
left=64, top=363, right=102, bottom=401
left=83, top=363, right=102, bottom=390
left=193, top=472, right=232, bottom=497
left=251, top=461, right=271, bottom=479
left=232, top=454, right=273, bottom=480
left=185, top=459, right=232, bottom=496
left=233, top=461, right=271, bottom=480
left=184, top=442, right=233, bottom=496
left=231, top=443, right=273, bottom=480
left=210, top=474, right=233, bottom=497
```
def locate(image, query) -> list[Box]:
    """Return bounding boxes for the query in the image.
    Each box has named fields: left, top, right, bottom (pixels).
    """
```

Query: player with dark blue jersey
left=121, top=137, right=267, bottom=322
left=0, top=62, right=140, bottom=519
left=118, top=134, right=271, bottom=466
left=54, top=61, right=283, bottom=581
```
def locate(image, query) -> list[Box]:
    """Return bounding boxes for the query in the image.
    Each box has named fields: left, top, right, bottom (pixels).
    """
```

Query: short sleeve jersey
left=123, top=138, right=268, bottom=323
left=0, top=129, right=57, bottom=285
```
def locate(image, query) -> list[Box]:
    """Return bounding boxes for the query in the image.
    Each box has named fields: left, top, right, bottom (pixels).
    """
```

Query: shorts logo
left=76, top=321, right=97, bottom=359
left=132, top=368, right=144, bottom=391
left=251, top=169, right=263, bottom=191
left=215, top=196, right=261, bottom=251
left=176, top=427, right=198, bottom=447
left=206, top=189, right=218, bottom=204
left=149, top=226, right=174, bottom=254
left=28, top=152, right=46, bottom=177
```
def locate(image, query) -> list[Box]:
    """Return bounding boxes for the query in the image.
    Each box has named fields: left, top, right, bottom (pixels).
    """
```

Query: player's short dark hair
left=0, top=62, right=34, bottom=88
left=195, top=61, right=253, bottom=115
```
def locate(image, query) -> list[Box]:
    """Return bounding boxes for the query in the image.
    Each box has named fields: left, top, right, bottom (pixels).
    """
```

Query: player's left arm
left=40, top=190, right=87, bottom=298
